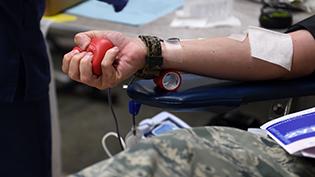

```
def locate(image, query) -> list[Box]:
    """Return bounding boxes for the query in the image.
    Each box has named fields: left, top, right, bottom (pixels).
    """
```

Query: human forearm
left=161, top=30, right=315, bottom=80
left=63, top=28, right=315, bottom=90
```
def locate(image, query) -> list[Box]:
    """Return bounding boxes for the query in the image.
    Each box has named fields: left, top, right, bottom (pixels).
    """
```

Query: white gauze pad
left=248, top=26, right=293, bottom=71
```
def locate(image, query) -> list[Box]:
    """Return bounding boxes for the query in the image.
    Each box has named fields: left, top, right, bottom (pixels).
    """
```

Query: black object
left=286, top=15, right=315, bottom=39
left=207, top=110, right=262, bottom=130
left=272, top=103, right=286, bottom=115
left=259, top=4, right=293, bottom=29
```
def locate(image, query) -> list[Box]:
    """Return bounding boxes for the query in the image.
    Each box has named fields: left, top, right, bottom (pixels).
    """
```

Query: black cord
left=128, top=76, right=137, bottom=136
left=127, top=75, right=137, bottom=86
left=107, top=88, right=124, bottom=150
left=132, top=114, right=136, bottom=135
left=106, top=77, right=138, bottom=150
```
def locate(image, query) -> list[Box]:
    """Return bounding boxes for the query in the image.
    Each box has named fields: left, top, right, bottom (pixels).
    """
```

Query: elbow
left=283, top=30, right=315, bottom=79
left=282, top=65, right=315, bottom=79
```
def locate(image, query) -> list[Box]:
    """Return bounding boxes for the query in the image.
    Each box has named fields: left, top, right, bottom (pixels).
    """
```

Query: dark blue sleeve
left=286, top=15, right=315, bottom=39
left=98, top=0, right=128, bottom=12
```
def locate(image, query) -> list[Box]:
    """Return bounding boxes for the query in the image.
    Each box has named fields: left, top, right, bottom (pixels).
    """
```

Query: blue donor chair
left=127, top=73, right=315, bottom=128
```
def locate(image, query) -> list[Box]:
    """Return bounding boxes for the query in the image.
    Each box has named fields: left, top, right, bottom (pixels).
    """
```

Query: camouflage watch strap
left=136, top=35, right=164, bottom=79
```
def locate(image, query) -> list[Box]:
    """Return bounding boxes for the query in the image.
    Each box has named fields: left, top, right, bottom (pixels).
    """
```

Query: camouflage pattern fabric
left=69, top=127, right=315, bottom=177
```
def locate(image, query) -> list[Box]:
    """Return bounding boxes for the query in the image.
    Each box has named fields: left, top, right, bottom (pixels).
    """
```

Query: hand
left=62, top=30, right=147, bottom=89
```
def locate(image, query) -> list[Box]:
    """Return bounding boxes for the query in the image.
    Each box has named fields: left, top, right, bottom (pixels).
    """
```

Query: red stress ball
left=154, top=69, right=182, bottom=92
left=73, top=38, right=114, bottom=76
left=87, top=38, right=114, bottom=76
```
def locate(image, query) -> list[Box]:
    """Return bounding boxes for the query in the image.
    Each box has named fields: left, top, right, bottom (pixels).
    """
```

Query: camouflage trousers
left=70, top=127, right=315, bottom=177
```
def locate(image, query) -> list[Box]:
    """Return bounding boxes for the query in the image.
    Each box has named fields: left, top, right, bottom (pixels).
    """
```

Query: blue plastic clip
left=128, top=100, right=141, bottom=116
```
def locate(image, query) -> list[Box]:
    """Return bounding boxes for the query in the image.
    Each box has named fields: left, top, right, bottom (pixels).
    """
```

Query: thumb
left=102, top=47, right=120, bottom=66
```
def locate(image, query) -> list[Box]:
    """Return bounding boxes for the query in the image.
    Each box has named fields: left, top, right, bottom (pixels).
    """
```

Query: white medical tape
left=248, top=26, right=293, bottom=71
left=228, top=33, right=247, bottom=42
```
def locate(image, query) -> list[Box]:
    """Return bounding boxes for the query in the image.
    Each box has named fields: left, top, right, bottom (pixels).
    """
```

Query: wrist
left=135, top=35, right=164, bottom=79
left=136, top=37, right=147, bottom=68
left=161, top=38, right=184, bottom=69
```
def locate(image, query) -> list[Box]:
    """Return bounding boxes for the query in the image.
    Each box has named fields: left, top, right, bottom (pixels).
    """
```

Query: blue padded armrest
left=127, top=73, right=315, bottom=109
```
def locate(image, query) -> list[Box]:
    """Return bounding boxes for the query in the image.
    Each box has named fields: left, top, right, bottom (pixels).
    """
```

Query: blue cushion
left=127, top=73, right=315, bottom=109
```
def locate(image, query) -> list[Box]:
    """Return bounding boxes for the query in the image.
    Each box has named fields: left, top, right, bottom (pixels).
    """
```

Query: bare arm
left=162, top=29, right=315, bottom=80
left=62, top=29, right=315, bottom=89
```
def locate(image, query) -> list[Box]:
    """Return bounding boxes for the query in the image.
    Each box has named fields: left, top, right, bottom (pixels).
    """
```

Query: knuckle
left=74, top=33, right=82, bottom=42
left=80, top=57, right=89, bottom=65
left=107, top=31, right=123, bottom=43
left=63, top=54, right=72, bottom=64
left=63, top=53, right=69, bottom=60
left=101, top=62, right=108, bottom=68
left=113, top=31, right=123, bottom=39
left=72, top=54, right=81, bottom=61
left=80, top=76, right=90, bottom=83
left=107, top=49, right=116, bottom=56
left=68, top=72, right=77, bottom=80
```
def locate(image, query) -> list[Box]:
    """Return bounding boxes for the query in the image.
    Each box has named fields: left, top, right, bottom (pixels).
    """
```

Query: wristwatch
left=135, top=35, right=164, bottom=79
left=136, top=36, right=181, bottom=79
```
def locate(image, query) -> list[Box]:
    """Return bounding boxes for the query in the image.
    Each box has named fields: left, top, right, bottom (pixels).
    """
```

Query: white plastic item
left=181, top=0, right=234, bottom=22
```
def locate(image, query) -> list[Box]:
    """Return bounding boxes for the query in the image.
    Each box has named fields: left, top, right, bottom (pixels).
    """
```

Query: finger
left=102, top=31, right=124, bottom=46
left=68, top=52, right=86, bottom=81
left=62, top=49, right=80, bottom=73
left=101, top=47, right=119, bottom=73
left=79, top=52, right=99, bottom=87
left=101, top=47, right=120, bottom=87
left=102, top=47, right=119, bottom=67
left=74, top=30, right=109, bottom=49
